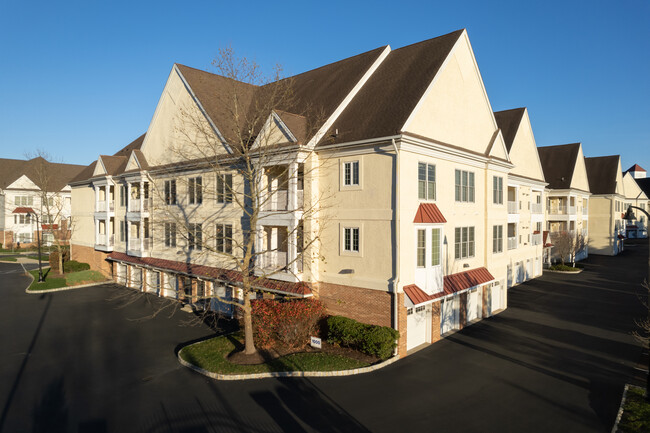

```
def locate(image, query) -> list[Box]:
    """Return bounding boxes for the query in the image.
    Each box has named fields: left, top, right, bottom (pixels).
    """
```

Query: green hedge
left=327, top=316, right=399, bottom=360
left=64, top=260, right=90, bottom=273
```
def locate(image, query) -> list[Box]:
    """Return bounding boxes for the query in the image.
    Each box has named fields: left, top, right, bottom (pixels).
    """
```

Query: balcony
left=507, top=201, right=518, bottom=214
left=531, top=233, right=542, bottom=246
left=95, top=200, right=115, bottom=213
left=95, top=234, right=114, bottom=252
left=128, top=198, right=152, bottom=213
left=127, top=237, right=151, bottom=257
left=507, top=237, right=517, bottom=250
left=262, top=190, right=288, bottom=211
left=568, top=206, right=576, bottom=215
left=531, top=203, right=543, bottom=214
left=260, top=251, right=288, bottom=271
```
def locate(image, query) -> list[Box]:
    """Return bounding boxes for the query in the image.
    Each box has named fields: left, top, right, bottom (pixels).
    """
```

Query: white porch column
left=256, top=225, right=265, bottom=269
left=95, top=218, right=99, bottom=245
left=288, top=162, right=298, bottom=211
left=94, top=185, right=99, bottom=213
left=126, top=181, right=131, bottom=212
left=288, top=219, right=298, bottom=274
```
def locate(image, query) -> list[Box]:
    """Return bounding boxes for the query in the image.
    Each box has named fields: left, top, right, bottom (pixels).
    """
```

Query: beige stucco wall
left=508, top=111, right=545, bottom=181
left=403, top=35, right=497, bottom=155
left=588, top=196, right=615, bottom=255
left=71, top=184, right=95, bottom=248
left=570, top=146, right=591, bottom=192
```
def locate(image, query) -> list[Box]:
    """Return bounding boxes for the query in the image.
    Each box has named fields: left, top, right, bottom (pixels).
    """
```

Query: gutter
left=391, top=138, right=400, bottom=333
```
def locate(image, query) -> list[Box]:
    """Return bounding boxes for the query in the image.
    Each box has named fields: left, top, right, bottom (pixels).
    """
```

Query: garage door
left=129, top=267, right=142, bottom=290
left=146, top=270, right=159, bottom=294
left=441, top=297, right=458, bottom=335
left=467, top=289, right=480, bottom=322
left=116, top=264, right=126, bottom=285
left=407, top=305, right=429, bottom=351
left=491, top=283, right=502, bottom=313
left=163, top=273, right=178, bottom=298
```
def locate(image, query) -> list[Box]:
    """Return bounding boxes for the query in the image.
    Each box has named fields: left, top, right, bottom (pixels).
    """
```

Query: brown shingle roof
left=0, top=157, right=85, bottom=191
left=319, top=30, right=464, bottom=146
left=100, top=155, right=128, bottom=176
left=107, top=252, right=312, bottom=297
left=585, top=155, right=620, bottom=195
left=537, top=143, right=581, bottom=190
left=494, top=108, right=526, bottom=153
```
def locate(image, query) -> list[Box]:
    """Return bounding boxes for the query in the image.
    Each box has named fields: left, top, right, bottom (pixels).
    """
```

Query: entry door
left=526, top=260, right=532, bottom=280
left=116, top=264, right=126, bottom=285
left=130, top=267, right=142, bottom=290
left=491, top=284, right=502, bottom=313
left=147, top=271, right=159, bottom=294
left=407, top=305, right=429, bottom=351
left=163, top=273, right=178, bottom=298
left=535, top=257, right=541, bottom=276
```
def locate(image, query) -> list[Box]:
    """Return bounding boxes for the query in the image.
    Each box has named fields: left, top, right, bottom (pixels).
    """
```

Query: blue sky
left=1, top=0, right=648, bottom=174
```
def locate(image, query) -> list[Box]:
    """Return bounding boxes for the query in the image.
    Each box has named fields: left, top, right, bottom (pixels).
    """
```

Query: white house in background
left=623, top=166, right=649, bottom=238
left=0, top=157, right=84, bottom=248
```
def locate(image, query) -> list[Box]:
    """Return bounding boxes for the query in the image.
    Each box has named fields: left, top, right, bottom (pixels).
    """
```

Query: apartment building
left=585, top=156, right=627, bottom=255
left=622, top=170, right=648, bottom=238
left=71, top=29, right=552, bottom=356
left=537, top=143, right=591, bottom=262
left=0, top=157, right=84, bottom=248
left=494, top=108, right=547, bottom=287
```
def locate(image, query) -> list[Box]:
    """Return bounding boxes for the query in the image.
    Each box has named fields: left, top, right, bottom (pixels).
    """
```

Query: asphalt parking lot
left=0, top=241, right=647, bottom=432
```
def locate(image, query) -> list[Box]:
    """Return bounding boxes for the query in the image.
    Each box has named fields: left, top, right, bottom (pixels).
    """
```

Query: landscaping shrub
left=64, top=260, right=90, bottom=273
left=49, top=250, right=70, bottom=271
left=327, top=316, right=400, bottom=360
left=252, top=298, right=325, bottom=349
left=549, top=264, right=579, bottom=272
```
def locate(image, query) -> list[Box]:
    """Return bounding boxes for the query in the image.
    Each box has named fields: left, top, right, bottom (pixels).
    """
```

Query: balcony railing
left=531, top=233, right=542, bottom=246
left=128, top=198, right=152, bottom=213
left=260, top=251, right=288, bottom=270
left=507, top=237, right=517, bottom=250
left=95, top=201, right=115, bottom=212
left=96, top=234, right=114, bottom=246
left=531, top=203, right=543, bottom=214
left=507, top=201, right=518, bottom=214
left=262, top=190, right=288, bottom=211
left=549, top=205, right=567, bottom=215
left=568, top=206, right=576, bottom=215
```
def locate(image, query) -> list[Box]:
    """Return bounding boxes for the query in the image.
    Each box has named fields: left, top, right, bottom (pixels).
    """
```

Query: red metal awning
left=413, top=203, right=447, bottom=224
left=404, top=267, right=495, bottom=306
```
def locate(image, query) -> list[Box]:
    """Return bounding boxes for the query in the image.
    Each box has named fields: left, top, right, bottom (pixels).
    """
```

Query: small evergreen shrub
left=327, top=316, right=400, bottom=360
left=64, top=260, right=90, bottom=273
left=549, top=264, right=580, bottom=272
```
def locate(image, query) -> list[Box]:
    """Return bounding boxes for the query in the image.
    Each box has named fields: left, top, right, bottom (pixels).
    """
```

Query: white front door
left=129, top=267, right=142, bottom=290
left=146, top=271, right=159, bottom=294
left=535, top=257, right=541, bottom=276
left=163, top=273, right=178, bottom=298
left=467, top=289, right=480, bottom=322
left=116, top=264, right=126, bottom=285
left=406, top=305, right=429, bottom=351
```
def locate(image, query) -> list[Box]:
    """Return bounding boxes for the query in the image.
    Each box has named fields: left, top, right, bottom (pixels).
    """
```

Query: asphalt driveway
left=0, top=241, right=647, bottom=432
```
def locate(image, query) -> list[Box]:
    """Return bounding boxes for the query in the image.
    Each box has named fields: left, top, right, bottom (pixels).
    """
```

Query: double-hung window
left=120, top=186, right=126, bottom=207
left=431, top=228, right=440, bottom=266
left=455, top=226, right=475, bottom=259
left=14, top=196, right=34, bottom=206
left=343, top=227, right=360, bottom=252
left=188, top=223, right=202, bottom=251
left=418, top=163, right=436, bottom=200
left=188, top=177, right=202, bottom=205
left=164, top=180, right=177, bottom=205
left=455, top=170, right=475, bottom=202
left=217, top=174, right=233, bottom=203
left=343, top=161, right=360, bottom=187
left=416, top=229, right=426, bottom=267
left=216, top=224, right=233, bottom=254
left=493, top=225, right=503, bottom=253
left=493, top=176, right=503, bottom=205
left=164, top=222, right=176, bottom=247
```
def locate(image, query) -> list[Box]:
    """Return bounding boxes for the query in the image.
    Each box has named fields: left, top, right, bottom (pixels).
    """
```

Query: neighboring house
left=584, top=155, right=626, bottom=255
left=71, top=29, right=552, bottom=357
left=494, top=108, right=547, bottom=287
left=537, top=143, right=591, bottom=262
left=0, top=157, right=84, bottom=249
left=622, top=170, right=648, bottom=238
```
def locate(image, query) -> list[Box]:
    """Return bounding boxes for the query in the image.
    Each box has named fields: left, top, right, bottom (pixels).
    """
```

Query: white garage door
left=491, top=283, right=502, bottom=313
left=129, top=267, right=142, bottom=290
left=146, top=270, right=159, bottom=294
left=441, top=297, right=458, bottom=335
left=407, top=305, right=429, bottom=351
left=467, top=289, right=480, bottom=322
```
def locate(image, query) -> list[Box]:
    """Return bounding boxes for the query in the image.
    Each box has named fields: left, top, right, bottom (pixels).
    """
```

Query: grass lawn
left=0, top=256, right=17, bottom=262
left=619, top=386, right=650, bottom=433
left=27, top=269, right=107, bottom=291
left=179, top=334, right=371, bottom=375
left=26, top=254, right=49, bottom=261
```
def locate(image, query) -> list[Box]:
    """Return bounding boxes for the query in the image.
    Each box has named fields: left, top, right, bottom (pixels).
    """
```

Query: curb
left=611, top=383, right=632, bottom=433
left=177, top=340, right=400, bottom=381
left=544, top=269, right=583, bottom=274
left=25, top=280, right=109, bottom=294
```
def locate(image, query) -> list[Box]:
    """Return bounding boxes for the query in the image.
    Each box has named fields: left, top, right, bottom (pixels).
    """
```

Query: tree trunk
left=58, top=246, right=64, bottom=274
left=242, top=290, right=257, bottom=355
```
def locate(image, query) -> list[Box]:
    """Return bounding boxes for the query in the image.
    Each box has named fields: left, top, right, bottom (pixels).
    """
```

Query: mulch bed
left=227, top=339, right=380, bottom=366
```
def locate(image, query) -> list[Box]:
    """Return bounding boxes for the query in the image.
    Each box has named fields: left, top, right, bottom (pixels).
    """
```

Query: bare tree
left=633, top=280, right=650, bottom=400
left=27, top=151, right=75, bottom=273
left=551, top=231, right=574, bottom=266
left=142, top=48, right=330, bottom=358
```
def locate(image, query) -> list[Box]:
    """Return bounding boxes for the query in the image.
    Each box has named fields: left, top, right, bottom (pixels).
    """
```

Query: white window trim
left=340, top=157, right=362, bottom=191
left=340, top=222, right=363, bottom=256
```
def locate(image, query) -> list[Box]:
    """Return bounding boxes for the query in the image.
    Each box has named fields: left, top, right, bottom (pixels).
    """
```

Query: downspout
left=391, top=138, right=400, bottom=333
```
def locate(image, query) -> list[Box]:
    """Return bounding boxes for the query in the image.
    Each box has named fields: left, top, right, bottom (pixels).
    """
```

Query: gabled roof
left=493, top=108, right=526, bottom=153
left=635, top=178, right=650, bottom=198
left=404, top=267, right=495, bottom=306
left=114, top=134, right=146, bottom=157
left=319, top=30, right=465, bottom=146
left=99, top=155, right=128, bottom=176
left=537, top=143, right=581, bottom=189
left=0, top=157, right=85, bottom=191
left=584, top=155, right=620, bottom=195
left=71, top=134, right=146, bottom=184
left=626, top=164, right=646, bottom=173
left=413, top=203, right=447, bottom=223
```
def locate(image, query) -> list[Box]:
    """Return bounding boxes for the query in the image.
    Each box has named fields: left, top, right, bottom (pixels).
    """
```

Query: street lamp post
left=624, top=205, right=650, bottom=400
left=29, top=210, right=44, bottom=283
